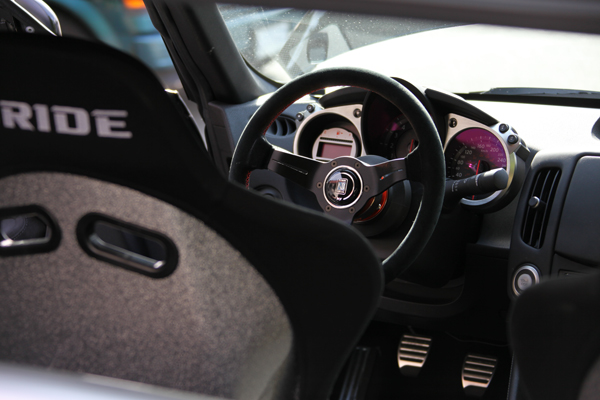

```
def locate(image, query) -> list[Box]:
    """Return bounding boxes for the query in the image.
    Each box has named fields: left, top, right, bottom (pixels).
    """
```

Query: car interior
left=1, top=0, right=600, bottom=399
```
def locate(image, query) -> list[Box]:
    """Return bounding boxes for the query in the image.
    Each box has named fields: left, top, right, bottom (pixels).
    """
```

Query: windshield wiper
left=459, top=87, right=600, bottom=108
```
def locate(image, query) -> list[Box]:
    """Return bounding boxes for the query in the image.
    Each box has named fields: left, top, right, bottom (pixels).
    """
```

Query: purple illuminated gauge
left=383, top=116, right=418, bottom=158
left=445, top=128, right=507, bottom=200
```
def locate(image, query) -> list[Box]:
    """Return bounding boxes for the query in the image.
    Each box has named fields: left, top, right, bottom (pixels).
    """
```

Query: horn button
left=324, top=166, right=362, bottom=208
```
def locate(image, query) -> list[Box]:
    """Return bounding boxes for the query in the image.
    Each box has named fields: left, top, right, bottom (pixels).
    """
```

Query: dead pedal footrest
left=462, top=354, right=497, bottom=397
left=397, top=334, right=432, bottom=377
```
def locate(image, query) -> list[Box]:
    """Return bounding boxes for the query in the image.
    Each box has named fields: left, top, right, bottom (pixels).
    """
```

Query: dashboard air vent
left=266, top=116, right=296, bottom=137
left=521, top=168, right=561, bottom=248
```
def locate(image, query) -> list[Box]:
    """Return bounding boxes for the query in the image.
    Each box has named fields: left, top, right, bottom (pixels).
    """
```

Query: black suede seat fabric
left=0, top=172, right=294, bottom=399
left=510, top=272, right=600, bottom=400
left=0, top=33, right=383, bottom=400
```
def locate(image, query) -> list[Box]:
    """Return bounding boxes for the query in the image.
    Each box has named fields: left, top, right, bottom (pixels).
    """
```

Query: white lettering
left=51, top=105, right=91, bottom=136
left=91, top=109, right=132, bottom=139
left=1, top=100, right=131, bottom=139
left=0, top=100, right=34, bottom=131
left=32, top=104, right=51, bottom=132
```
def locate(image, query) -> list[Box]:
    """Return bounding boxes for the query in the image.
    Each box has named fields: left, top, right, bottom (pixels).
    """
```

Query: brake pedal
left=397, top=334, right=431, bottom=377
left=462, top=354, right=497, bottom=397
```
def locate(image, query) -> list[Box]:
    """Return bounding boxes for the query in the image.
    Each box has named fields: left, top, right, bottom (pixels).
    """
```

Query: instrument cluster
left=292, top=90, right=529, bottom=212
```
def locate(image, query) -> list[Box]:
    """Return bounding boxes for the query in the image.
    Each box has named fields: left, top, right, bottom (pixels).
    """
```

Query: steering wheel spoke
left=324, top=207, right=355, bottom=225
left=267, top=146, right=324, bottom=190
left=403, top=148, right=423, bottom=183
left=361, top=158, right=408, bottom=194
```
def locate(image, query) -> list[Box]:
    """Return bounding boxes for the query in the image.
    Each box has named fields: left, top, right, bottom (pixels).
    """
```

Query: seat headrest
left=0, top=33, right=225, bottom=211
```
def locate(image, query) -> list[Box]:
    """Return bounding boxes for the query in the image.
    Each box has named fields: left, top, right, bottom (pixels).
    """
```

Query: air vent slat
left=275, top=119, right=283, bottom=135
left=536, top=171, right=560, bottom=246
left=521, top=168, right=561, bottom=248
left=266, top=116, right=297, bottom=137
left=528, top=171, right=549, bottom=246
left=521, top=173, right=540, bottom=245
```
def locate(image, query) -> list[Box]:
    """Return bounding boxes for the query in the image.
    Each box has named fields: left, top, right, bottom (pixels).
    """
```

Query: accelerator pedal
left=397, top=334, right=432, bottom=377
left=462, top=354, right=497, bottom=397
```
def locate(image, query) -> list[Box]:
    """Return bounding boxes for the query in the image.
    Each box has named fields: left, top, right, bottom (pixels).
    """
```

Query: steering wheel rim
left=229, top=67, right=445, bottom=282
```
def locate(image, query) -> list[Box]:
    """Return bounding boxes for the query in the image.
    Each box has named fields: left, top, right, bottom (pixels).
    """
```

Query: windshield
left=218, top=4, right=600, bottom=94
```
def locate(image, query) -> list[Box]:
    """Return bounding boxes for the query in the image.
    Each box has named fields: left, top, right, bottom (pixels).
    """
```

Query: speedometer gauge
left=443, top=114, right=530, bottom=212
left=445, top=128, right=507, bottom=200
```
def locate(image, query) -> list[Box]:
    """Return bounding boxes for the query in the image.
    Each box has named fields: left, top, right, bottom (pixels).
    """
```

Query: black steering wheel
left=229, top=67, right=445, bottom=282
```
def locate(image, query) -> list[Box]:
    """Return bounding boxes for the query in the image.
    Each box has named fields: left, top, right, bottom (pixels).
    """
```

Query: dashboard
left=231, top=77, right=600, bottom=308
left=239, top=82, right=528, bottom=289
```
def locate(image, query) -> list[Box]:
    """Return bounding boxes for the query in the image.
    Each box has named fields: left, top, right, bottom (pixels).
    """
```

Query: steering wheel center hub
left=324, top=166, right=363, bottom=208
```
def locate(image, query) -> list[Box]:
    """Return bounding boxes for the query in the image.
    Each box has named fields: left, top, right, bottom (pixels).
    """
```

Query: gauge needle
left=409, top=140, right=415, bottom=153
left=472, top=160, right=481, bottom=200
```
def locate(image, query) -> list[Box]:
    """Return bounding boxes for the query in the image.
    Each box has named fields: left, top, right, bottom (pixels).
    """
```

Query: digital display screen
left=318, top=142, right=352, bottom=159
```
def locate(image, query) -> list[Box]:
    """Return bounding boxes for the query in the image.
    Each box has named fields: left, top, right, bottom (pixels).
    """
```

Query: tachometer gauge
left=445, top=128, right=507, bottom=200
left=383, top=116, right=418, bottom=158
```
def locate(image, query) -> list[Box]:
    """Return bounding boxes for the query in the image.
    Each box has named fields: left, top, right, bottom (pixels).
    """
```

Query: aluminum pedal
left=397, top=334, right=432, bottom=377
left=462, top=354, right=497, bottom=397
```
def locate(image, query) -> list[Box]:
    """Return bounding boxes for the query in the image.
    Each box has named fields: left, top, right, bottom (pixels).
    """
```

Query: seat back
left=510, top=272, right=600, bottom=400
left=0, top=33, right=383, bottom=400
